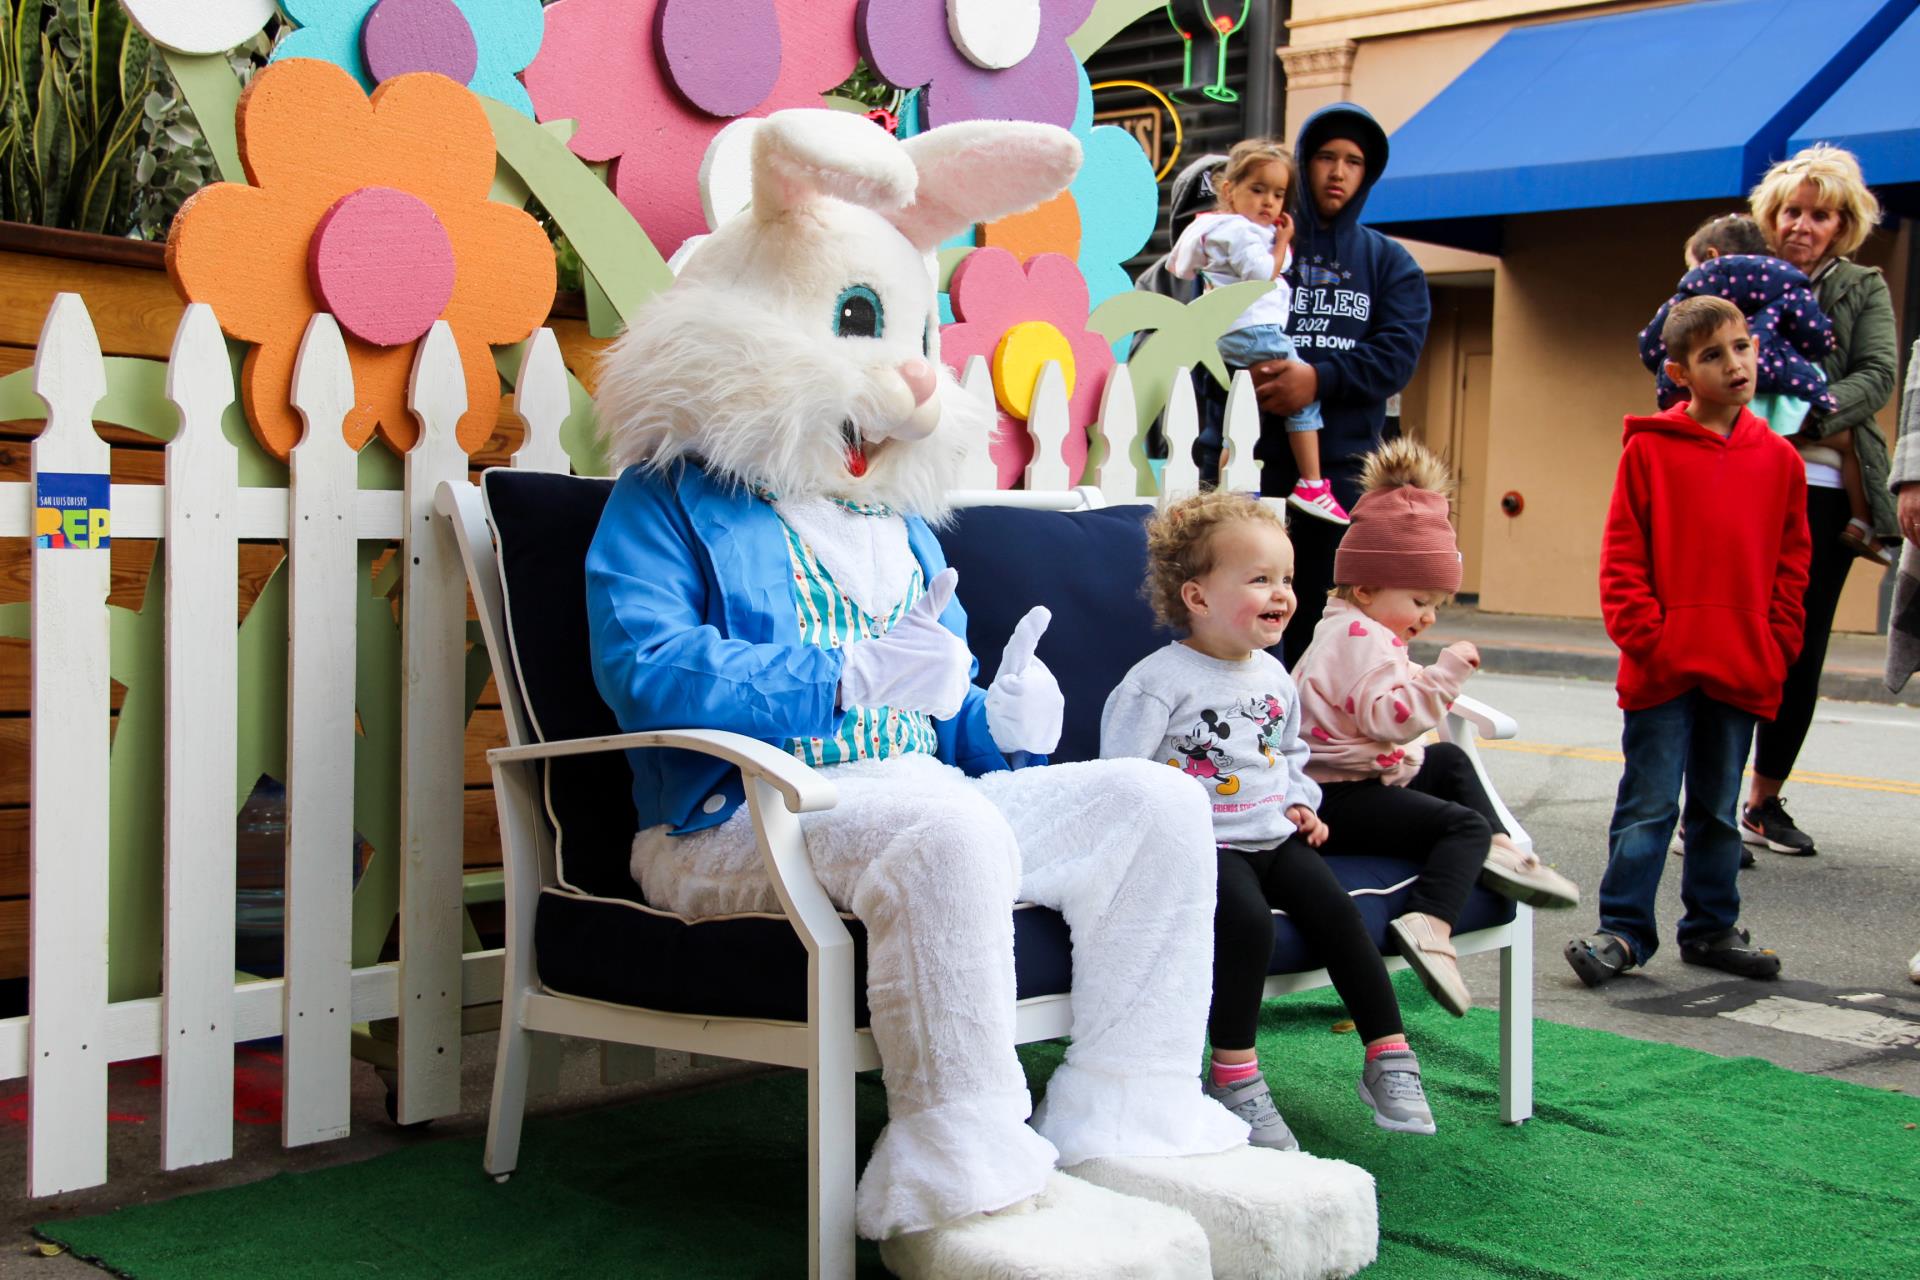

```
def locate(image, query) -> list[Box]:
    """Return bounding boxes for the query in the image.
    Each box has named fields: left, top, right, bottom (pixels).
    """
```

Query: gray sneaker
left=1203, top=1072, right=1300, bottom=1150
left=1356, top=1049, right=1436, bottom=1135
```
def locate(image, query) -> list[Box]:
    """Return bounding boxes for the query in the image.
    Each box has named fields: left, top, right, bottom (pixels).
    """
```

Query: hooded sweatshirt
left=1600, top=405, right=1811, bottom=719
left=1270, top=104, right=1431, bottom=503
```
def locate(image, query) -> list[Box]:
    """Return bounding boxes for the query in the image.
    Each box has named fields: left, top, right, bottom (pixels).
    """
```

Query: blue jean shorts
left=1215, top=326, right=1323, bottom=433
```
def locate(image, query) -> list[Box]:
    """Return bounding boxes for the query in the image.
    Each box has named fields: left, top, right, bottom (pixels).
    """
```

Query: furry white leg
left=878, top=1172, right=1214, bottom=1280
left=640, top=756, right=1060, bottom=1238
left=978, top=759, right=1247, bottom=1162
left=1067, top=1147, right=1378, bottom=1280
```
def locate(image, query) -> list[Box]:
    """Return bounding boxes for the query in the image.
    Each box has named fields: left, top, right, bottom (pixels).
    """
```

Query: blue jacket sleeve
left=1308, top=237, right=1430, bottom=407
left=586, top=469, right=846, bottom=743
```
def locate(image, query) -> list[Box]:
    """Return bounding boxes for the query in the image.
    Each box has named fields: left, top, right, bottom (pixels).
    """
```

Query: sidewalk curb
left=1409, top=642, right=1920, bottom=709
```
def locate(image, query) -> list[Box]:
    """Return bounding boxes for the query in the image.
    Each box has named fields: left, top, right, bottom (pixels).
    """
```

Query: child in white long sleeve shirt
left=1102, top=491, right=1438, bottom=1140
left=1293, top=441, right=1580, bottom=1020
left=1169, top=138, right=1342, bottom=523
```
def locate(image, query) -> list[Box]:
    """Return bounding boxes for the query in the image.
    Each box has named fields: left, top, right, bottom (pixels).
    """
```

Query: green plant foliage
left=0, top=3, right=275, bottom=238
left=0, top=0, right=152, bottom=231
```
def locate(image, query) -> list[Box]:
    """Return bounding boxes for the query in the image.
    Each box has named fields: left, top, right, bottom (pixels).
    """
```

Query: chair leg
left=809, top=1056, right=858, bottom=1279
left=1499, top=904, right=1535, bottom=1124
left=485, top=993, right=535, bottom=1178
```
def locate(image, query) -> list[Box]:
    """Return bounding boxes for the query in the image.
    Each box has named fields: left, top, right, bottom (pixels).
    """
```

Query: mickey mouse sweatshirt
left=1100, top=642, right=1321, bottom=849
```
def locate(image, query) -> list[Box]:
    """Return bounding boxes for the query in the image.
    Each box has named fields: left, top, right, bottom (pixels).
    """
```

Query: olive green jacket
left=1808, top=257, right=1898, bottom=538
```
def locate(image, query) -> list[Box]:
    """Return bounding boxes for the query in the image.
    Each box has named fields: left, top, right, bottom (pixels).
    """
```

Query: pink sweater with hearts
left=1292, top=599, right=1476, bottom=785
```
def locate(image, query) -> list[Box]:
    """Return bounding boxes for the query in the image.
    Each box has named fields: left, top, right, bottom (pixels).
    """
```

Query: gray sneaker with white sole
left=1202, top=1072, right=1300, bottom=1150
left=1356, top=1049, right=1436, bottom=1135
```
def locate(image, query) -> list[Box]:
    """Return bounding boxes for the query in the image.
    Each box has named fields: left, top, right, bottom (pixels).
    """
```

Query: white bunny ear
left=892, top=121, right=1082, bottom=251
left=751, top=109, right=920, bottom=222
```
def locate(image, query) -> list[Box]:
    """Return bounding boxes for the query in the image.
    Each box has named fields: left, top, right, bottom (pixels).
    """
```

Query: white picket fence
left=0, top=293, right=1262, bottom=1198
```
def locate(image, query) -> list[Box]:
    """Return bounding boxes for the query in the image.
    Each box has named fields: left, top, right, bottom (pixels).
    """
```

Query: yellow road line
left=1476, top=738, right=1920, bottom=798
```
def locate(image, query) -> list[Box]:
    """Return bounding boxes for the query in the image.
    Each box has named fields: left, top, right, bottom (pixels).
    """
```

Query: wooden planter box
left=0, top=222, right=610, bottom=990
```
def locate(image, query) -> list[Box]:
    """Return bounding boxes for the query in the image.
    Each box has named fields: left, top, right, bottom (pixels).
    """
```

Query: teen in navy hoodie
left=1249, top=103, right=1431, bottom=661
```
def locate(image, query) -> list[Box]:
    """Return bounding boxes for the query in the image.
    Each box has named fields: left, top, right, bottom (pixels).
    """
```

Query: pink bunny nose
left=897, top=358, right=937, bottom=406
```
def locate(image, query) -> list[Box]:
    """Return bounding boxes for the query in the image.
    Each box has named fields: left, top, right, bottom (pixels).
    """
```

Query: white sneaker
left=1908, top=947, right=1920, bottom=985
left=1286, top=479, right=1351, bottom=524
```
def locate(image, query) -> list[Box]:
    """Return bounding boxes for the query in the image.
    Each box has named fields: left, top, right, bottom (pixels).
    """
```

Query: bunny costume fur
left=585, top=109, right=1376, bottom=1278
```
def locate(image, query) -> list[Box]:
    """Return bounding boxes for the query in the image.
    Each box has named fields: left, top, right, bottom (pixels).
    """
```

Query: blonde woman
left=1742, top=144, right=1899, bottom=857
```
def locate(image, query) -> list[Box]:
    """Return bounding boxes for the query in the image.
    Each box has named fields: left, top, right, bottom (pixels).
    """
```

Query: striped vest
left=775, top=512, right=940, bottom=767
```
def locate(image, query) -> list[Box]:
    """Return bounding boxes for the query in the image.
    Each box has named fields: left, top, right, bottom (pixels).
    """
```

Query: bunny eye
left=833, top=285, right=884, bottom=339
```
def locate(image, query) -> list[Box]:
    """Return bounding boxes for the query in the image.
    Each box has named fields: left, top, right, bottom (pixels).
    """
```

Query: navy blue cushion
left=936, top=503, right=1173, bottom=765
left=484, top=478, right=1514, bottom=1019
left=534, top=894, right=1074, bottom=1027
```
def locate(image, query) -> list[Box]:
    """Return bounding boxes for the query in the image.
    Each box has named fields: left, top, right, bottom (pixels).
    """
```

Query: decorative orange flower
left=167, top=58, right=556, bottom=458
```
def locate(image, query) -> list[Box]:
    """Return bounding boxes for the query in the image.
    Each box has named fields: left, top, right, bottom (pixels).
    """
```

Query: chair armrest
left=488, top=728, right=838, bottom=814
left=1449, top=693, right=1517, bottom=741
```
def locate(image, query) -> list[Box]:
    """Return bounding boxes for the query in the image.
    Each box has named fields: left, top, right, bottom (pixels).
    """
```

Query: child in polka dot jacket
left=1291, top=441, right=1581, bottom=1022
left=1639, top=215, right=1880, bottom=562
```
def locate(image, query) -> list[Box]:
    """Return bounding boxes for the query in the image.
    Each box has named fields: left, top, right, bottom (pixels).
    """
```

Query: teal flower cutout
left=1064, top=64, right=1157, bottom=312
left=275, top=0, right=546, bottom=118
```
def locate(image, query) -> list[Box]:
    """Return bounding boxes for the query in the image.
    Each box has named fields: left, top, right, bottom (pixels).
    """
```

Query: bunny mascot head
left=595, top=107, right=1052, bottom=517
left=583, top=110, right=1377, bottom=1277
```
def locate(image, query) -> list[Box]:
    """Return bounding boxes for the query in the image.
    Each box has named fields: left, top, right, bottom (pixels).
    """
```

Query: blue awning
left=1789, top=5, right=1920, bottom=184
left=1364, top=0, right=1917, bottom=251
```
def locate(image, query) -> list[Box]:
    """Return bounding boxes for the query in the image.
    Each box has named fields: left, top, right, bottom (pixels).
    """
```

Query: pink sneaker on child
left=1287, top=479, right=1351, bottom=524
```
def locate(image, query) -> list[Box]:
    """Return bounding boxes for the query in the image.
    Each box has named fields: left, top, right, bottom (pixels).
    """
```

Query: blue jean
left=1214, top=327, right=1323, bottom=433
left=1598, top=690, right=1756, bottom=964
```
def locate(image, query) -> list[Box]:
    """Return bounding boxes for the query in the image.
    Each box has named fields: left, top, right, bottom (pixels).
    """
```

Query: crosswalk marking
left=1717, top=996, right=1920, bottom=1051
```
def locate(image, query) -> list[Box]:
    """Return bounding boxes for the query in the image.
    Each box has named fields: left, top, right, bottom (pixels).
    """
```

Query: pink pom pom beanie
left=1331, top=485, right=1463, bottom=593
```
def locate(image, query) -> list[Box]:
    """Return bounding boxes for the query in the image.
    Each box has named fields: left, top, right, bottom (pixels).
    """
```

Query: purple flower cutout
left=858, top=0, right=1095, bottom=129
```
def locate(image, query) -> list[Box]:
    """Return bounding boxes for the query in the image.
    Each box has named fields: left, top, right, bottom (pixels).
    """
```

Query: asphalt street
left=1454, top=671, right=1920, bottom=1095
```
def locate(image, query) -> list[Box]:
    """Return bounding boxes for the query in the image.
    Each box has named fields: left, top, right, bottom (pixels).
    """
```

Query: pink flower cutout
left=859, top=0, right=1094, bottom=128
left=941, top=248, right=1113, bottom=488
left=524, top=0, right=860, bottom=259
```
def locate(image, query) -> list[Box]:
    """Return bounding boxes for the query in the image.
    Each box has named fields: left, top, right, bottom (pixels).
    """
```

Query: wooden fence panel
left=396, top=324, right=471, bottom=1124
left=282, top=315, right=358, bottom=1147
left=159, top=304, right=241, bottom=1170
left=26, top=294, right=111, bottom=1196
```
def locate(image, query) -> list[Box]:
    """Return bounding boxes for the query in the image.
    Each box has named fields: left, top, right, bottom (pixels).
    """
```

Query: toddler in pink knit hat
left=1293, top=440, right=1580, bottom=1020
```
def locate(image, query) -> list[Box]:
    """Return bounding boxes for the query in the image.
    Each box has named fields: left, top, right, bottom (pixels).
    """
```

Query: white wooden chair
left=440, top=472, right=1535, bottom=1280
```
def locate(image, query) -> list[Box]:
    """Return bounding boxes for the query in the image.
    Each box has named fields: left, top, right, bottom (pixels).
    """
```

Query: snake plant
left=0, top=0, right=158, bottom=233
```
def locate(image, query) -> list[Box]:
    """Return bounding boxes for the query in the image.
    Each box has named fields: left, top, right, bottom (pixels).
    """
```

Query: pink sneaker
left=1287, top=479, right=1351, bottom=524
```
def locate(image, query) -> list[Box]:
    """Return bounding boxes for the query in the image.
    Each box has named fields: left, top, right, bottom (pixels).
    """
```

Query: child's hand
left=1271, top=212, right=1293, bottom=276
left=1444, top=640, right=1481, bottom=670
left=1287, top=804, right=1329, bottom=847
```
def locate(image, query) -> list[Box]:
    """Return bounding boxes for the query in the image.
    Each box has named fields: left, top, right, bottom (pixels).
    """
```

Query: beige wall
left=1288, top=0, right=1688, bottom=44
left=1401, top=285, right=1495, bottom=595
left=1475, top=205, right=1909, bottom=632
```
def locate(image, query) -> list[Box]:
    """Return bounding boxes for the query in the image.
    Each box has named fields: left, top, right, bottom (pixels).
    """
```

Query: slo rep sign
left=34, top=472, right=111, bottom=550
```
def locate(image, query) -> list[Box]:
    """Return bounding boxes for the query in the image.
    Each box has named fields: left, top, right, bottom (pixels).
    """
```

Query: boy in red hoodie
left=1567, top=297, right=1810, bottom=986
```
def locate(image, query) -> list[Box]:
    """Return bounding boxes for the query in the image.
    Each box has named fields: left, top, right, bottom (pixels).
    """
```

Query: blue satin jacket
left=584, top=461, right=1008, bottom=834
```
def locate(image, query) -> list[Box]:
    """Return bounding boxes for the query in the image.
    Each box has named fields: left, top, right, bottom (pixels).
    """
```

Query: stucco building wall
left=1278, top=0, right=1909, bottom=632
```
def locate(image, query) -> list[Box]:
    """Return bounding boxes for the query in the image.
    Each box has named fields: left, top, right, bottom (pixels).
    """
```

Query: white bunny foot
left=1066, top=1146, right=1378, bottom=1280
left=877, top=1170, right=1212, bottom=1279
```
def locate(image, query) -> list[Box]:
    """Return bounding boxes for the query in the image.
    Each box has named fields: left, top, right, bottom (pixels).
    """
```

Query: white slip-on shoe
left=1480, top=841, right=1580, bottom=910
left=1389, top=912, right=1471, bottom=1016
left=1069, top=1146, right=1378, bottom=1280
left=877, top=1170, right=1211, bottom=1280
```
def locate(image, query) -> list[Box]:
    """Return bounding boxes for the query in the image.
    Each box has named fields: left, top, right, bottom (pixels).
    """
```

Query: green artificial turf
left=40, top=975, right=1920, bottom=1279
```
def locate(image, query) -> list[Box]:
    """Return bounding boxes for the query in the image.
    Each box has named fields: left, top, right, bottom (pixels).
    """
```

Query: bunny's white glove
left=986, top=606, right=1063, bottom=755
left=837, top=568, right=973, bottom=720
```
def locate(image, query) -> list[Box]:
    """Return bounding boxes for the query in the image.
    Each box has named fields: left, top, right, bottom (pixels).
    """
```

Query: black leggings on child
left=1208, top=743, right=1504, bottom=1051
left=1317, top=742, right=1504, bottom=925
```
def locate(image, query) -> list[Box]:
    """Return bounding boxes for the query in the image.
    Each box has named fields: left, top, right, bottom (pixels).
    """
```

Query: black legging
left=1318, top=742, right=1503, bottom=926
left=1209, top=745, right=1504, bottom=1049
left=1753, top=485, right=1853, bottom=781
left=1210, top=836, right=1405, bottom=1050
